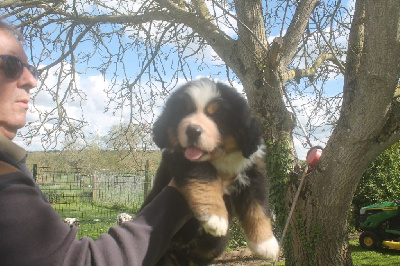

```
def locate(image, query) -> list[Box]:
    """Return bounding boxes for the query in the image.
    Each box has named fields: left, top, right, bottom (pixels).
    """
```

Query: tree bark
left=285, top=1, right=400, bottom=265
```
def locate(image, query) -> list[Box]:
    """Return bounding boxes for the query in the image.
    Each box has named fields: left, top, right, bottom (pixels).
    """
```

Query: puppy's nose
left=186, top=125, right=202, bottom=144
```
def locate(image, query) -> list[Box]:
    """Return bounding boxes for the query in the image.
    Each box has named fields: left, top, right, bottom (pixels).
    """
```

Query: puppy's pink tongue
left=184, top=147, right=204, bottom=160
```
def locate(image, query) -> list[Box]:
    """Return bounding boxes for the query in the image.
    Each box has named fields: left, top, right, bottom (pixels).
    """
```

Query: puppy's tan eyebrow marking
left=206, top=100, right=221, bottom=115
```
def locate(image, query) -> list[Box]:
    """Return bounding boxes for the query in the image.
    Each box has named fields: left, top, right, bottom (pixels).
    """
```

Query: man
left=0, top=21, right=191, bottom=266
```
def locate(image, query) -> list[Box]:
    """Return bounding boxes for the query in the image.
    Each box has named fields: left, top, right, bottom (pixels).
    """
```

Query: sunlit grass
left=350, top=238, right=400, bottom=265
left=51, top=200, right=138, bottom=240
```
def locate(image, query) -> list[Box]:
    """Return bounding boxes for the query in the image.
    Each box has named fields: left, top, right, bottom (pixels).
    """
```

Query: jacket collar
left=0, top=134, right=26, bottom=164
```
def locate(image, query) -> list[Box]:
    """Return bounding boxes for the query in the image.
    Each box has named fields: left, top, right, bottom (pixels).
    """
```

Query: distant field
left=27, top=149, right=162, bottom=173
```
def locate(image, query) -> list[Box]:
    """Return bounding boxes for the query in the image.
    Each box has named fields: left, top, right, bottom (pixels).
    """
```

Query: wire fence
left=32, top=162, right=155, bottom=239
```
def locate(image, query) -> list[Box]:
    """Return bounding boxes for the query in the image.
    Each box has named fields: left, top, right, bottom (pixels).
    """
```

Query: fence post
left=32, top=164, right=37, bottom=181
left=144, top=160, right=150, bottom=197
left=93, top=171, right=98, bottom=202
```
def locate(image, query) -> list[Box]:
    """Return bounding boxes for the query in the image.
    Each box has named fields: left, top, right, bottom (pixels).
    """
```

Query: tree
left=104, top=122, right=150, bottom=152
left=104, top=122, right=155, bottom=167
left=1, top=0, right=399, bottom=264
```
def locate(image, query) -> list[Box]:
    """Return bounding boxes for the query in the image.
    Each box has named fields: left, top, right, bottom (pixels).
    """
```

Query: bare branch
left=191, top=0, right=212, bottom=20
left=39, top=24, right=92, bottom=73
left=155, top=0, right=236, bottom=64
left=281, top=53, right=341, bottom=83
left=309, top=15, right=346, bottom=74
left=3, top=0, right=353, bottom=154
left=280, top=0, right=319, bottom=69
left=212, top=0, right=269, bottom=55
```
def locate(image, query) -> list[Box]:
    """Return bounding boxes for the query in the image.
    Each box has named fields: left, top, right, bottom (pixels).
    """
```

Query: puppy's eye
left=180, top=94, right=195, bottom=113
left=185, top=99, right=195, bottom=113
left=206, top=100, right=221, bottom=116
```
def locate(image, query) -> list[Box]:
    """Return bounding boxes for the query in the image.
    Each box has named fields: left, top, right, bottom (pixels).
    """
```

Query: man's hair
left=0, top=20, right=24, bottom=42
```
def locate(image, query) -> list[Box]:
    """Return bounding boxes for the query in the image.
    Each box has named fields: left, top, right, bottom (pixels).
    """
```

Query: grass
left=38, top=172, right=141, bottom=240
left=222, top=220, right=399, bottom=265
left=52, top=200, right=400, bottom=264
left=37, top=168, right=400, bottom=264
left=350, top=238, right=400, bottom=265
left=53, top=201, right=137, bottom=239
left=37, top=169, right=146, bottom=240
left=48, top=202, right=400, bottom=265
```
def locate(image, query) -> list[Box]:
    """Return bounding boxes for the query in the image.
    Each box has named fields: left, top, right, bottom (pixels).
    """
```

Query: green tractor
left=359, top=201, right=400, bottom=250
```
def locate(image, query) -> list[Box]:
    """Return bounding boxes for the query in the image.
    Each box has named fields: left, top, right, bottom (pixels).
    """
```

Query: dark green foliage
left=266, top=140, right=293, bottom=238
left=351, top=142, right=400, bottom=230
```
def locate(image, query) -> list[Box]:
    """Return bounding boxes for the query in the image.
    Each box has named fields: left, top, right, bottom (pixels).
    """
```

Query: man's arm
left=0, top=162, right=191, bottom=266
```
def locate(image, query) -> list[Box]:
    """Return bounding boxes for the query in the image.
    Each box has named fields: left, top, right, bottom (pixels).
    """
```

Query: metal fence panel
left=34, top=165, right=154, bottom=239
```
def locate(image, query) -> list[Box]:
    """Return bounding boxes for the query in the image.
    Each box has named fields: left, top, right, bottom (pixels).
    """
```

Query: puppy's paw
left=199, top=214, right=228, bottom=237
left=248, top=236, right=280, bottom=260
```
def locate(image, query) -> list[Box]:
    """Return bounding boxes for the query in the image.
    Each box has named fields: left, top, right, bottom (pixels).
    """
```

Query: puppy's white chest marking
left=212, top=146, right=264, bottom=195
left=223, top=172, right=250, bottom=195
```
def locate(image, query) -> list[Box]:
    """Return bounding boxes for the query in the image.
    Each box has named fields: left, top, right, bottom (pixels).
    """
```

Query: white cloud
left=16, top=72, right=335, bottom=161
left=16, top=70, right=131, bottom=150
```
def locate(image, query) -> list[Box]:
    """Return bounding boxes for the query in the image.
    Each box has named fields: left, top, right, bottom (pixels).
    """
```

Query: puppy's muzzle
left=186, top=125, right=202, bottom=145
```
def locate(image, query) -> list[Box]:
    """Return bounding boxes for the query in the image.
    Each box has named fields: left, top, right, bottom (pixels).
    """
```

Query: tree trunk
left=284, top=1, right=400, bottom=265
left=166, top=0, right=399, bottom=264
left=231, top=4, right=299, bottom=242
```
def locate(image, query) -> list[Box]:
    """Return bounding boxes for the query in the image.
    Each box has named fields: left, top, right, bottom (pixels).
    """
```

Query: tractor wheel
left=359, top=231, right=380, bottom=250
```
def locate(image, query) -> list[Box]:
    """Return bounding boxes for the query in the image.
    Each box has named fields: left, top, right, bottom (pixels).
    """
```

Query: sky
left=11, top=0, right=351, bottom=160
left=15, top=71, right=343, bottom=160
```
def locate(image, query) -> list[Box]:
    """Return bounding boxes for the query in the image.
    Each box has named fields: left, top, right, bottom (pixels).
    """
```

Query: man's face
left=0, top=29, right=37, bottom=140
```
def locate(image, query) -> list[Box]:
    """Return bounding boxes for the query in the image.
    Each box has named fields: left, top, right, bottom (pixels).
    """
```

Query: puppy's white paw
left=199, top=214, right=228, bottom=237
left=248, top=236, right=280, bottom=260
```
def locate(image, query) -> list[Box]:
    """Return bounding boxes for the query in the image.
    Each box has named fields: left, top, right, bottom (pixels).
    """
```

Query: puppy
left=142, top=78, right=279, bottom=265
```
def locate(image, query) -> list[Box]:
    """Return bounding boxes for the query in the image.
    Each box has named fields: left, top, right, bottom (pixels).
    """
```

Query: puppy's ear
left=216, top=81, right=263, bottom=158
left=152, top=111, right=170, bottom=149
left=240, top=114, right=262, bottom=158
left=153, top=86, right=189, bottom=149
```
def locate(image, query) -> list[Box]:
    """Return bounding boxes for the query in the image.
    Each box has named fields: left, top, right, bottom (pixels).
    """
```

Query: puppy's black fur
left=141, top=78, right=278, bottom=265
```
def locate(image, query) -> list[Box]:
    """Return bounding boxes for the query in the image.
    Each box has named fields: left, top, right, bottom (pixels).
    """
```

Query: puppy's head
left=153, top=78, right=261, bottom=161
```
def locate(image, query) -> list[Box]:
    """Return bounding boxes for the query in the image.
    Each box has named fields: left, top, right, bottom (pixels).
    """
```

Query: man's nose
left=17, top=66, right=38, bottom=90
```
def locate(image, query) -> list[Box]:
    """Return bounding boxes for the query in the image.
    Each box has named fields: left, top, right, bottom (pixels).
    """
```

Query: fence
left=33, top=162, right=155, bottom=239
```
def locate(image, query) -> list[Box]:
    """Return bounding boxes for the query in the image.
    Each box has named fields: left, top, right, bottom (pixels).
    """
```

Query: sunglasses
left=0, top=55, right=38, bottom=80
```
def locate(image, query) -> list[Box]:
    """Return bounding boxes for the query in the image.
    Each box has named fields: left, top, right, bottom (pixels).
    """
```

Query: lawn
left=53, top=201, right=137, bottom=239
left=61, top=206, right=399, bottom=265
left=49, top=198, right=400, bottom=265
left=37, top=167, right=399, bottom=264
left=350, top=238, right=400, bottom=266
left=214, top=239, right=399, bottom=265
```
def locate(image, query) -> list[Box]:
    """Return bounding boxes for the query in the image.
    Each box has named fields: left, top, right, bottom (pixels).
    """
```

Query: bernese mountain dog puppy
left=141, top=78, right=279, bottom=265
